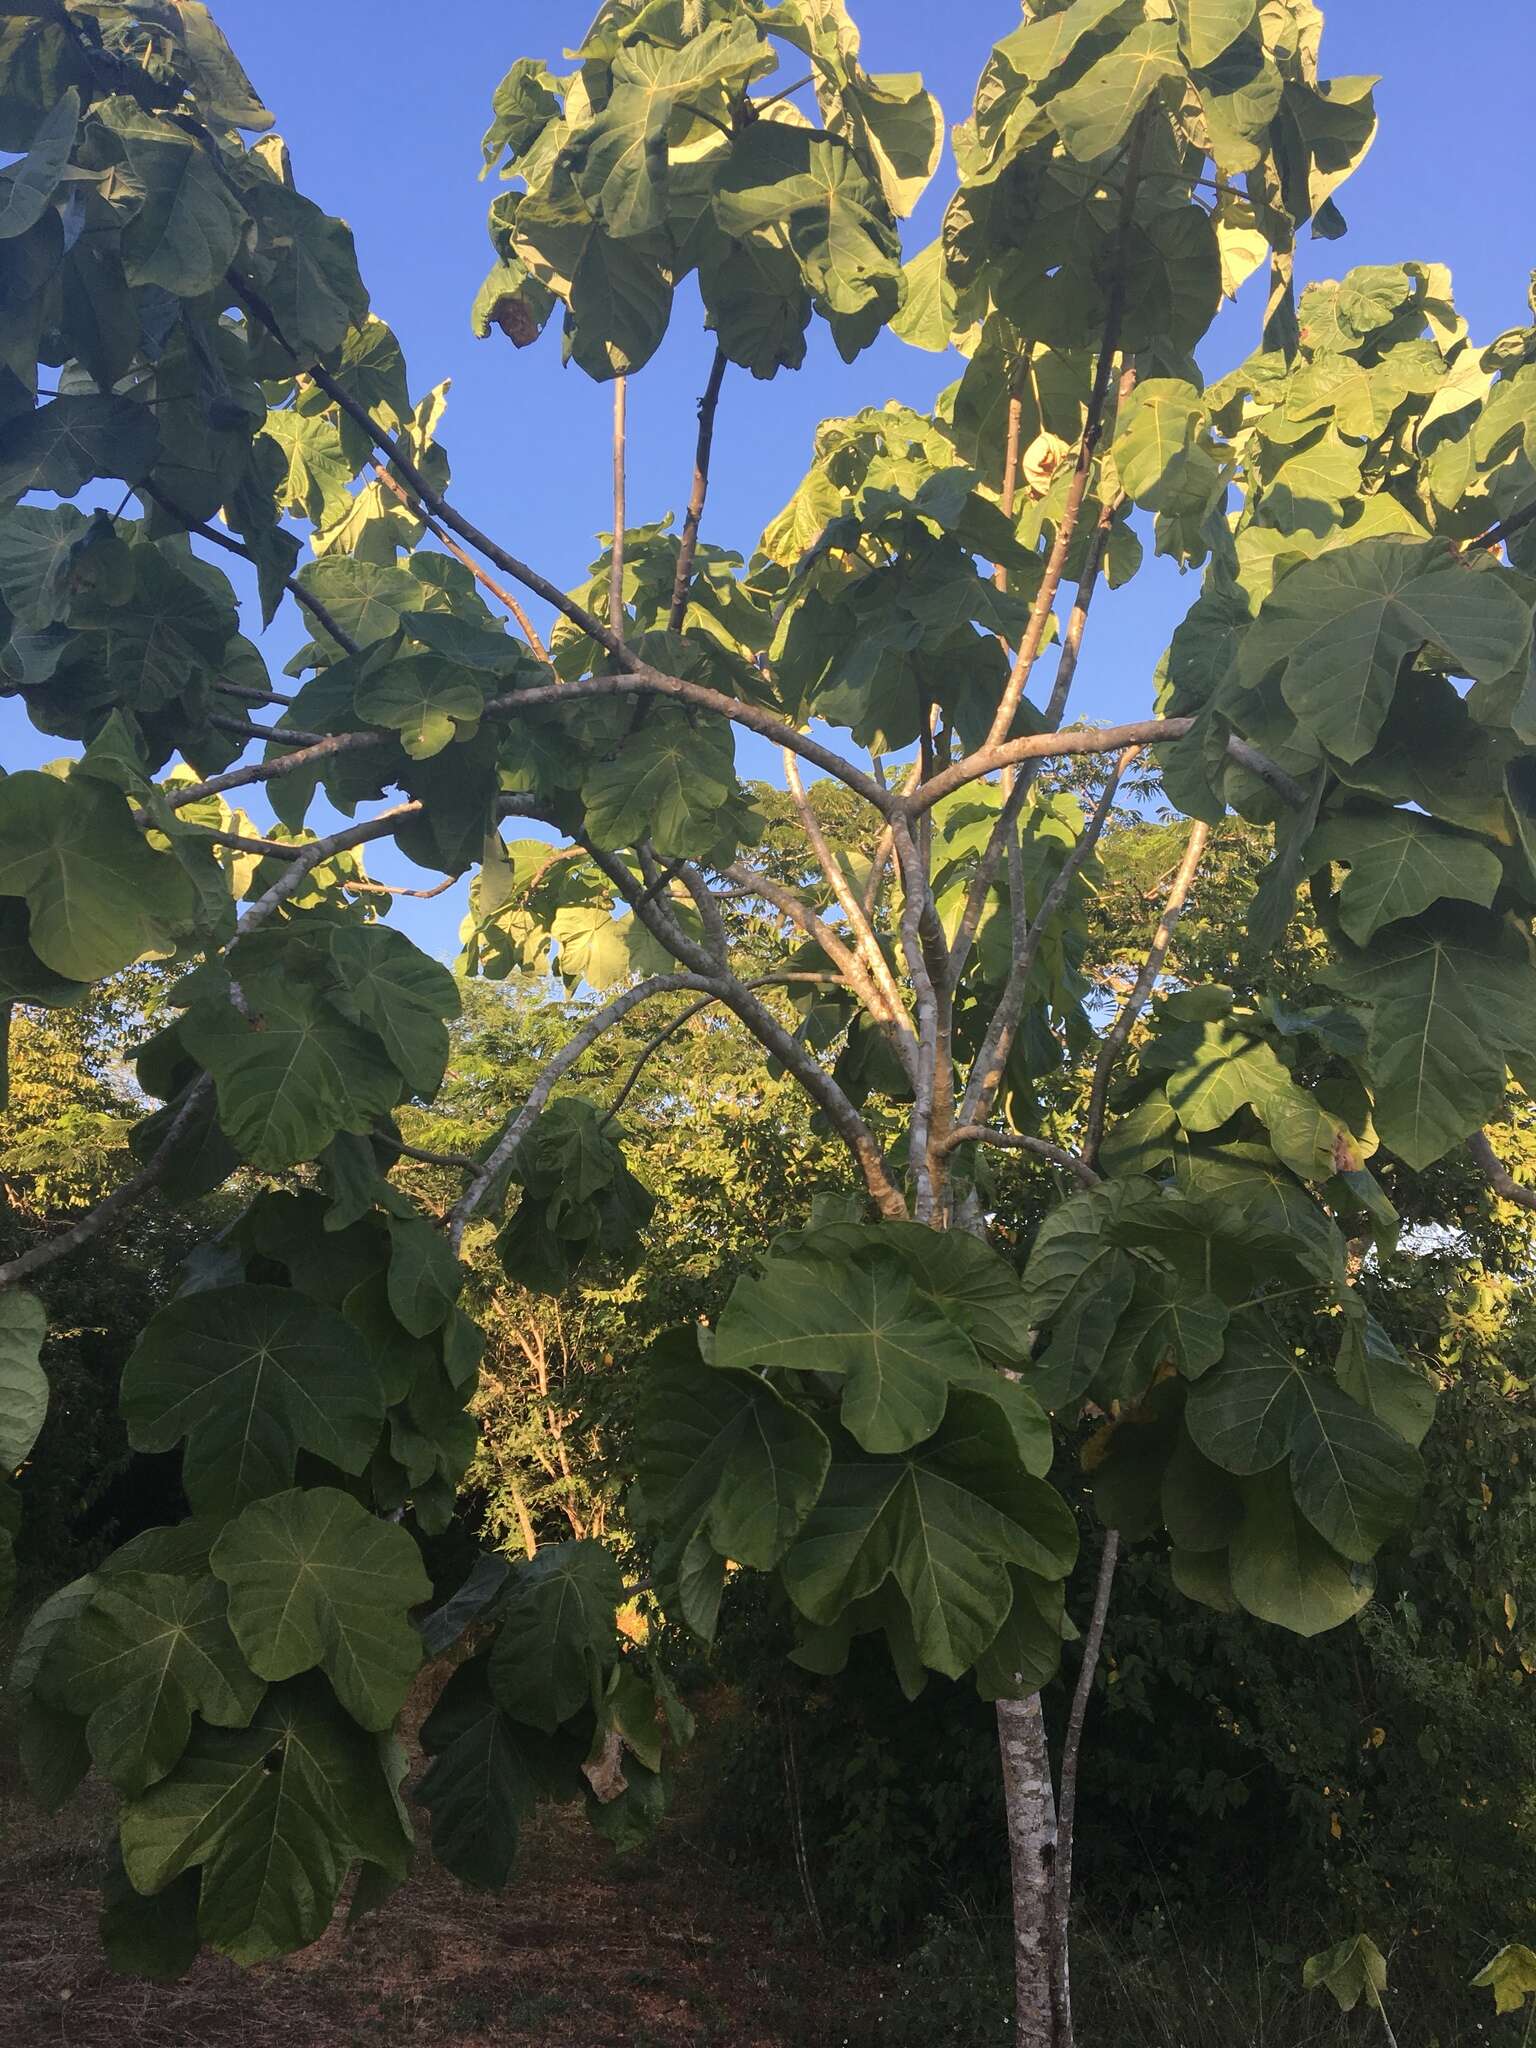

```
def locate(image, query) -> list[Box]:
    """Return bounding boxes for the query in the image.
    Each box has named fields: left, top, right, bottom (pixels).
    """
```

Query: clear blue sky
left=6, top=2, right=1534, bottom=955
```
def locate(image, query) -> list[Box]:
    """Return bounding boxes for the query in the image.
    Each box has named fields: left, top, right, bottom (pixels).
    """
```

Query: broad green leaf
left=237, top=183, right=367, bottom=361
left=1112, top=379, right=1207, bottom=510
left=1335, top=1313, right=1435, bottom=1449
left=0, top=1287, right=46, bottom=1469
left=565, top=19, right=767, bottom=237
left=996, top=0, right=1142, bottom=86
left=419, top=1654, right=536, bottom=1890
left=100, top=1853, right=201, bottom=1982
left=713, top=123, right=902, bottom=324
left=488, top=1541, right=624, bottom=1733
left=972, top=1571, right=1069, bottom=1699
left=211, top=1489, right=430, bottom=1731
left=118, top=1675, right=411, bottom=1965
left=261, top=409, right=352, bottom=529
left=1303, top=1934, right=1389, bottom=2014
left=715, top=1247, right=983, bottom=1454
left=1137, top=1282, right=1230, bottom=1379
left=1019, top=1192, right=1138, bottom=1409
left=39, top=1571, right=263, bottom=1795
left=837, top=71, right=943, bottom=219
left=1471, top=1946, right=1536, bottom=2017
left=0, top=772, right=194, bottom=981
left=1289, top=1376, right=1423, bottom=1562
left=183, top=978, right=404, bottom=1172
left=385, top=1214, right=462, bottom=1337
left=1175, top=0, right=1257, bottom=68
left=1184, top=1329, right=1310, bottom=1475
left=354, top=653, right=484, bottom=759
left=1307, top=809, right=1502, bottom=944
left=514, top=196, right=673, bottom=379
left=173, top=0, right=273, bottom=130
left=1324, top=912, right=1536, bottom=1167
left=634, top=1341, right=830, bottom=1578
left=0, top=394, right=159, bottom=503
left=121, top=1285, right=385, bottom=1511
left=780, top=1390, right=1079, bottom=1679
left=581, top=704, right=734, bottom=858
left=1044, top=23, right=1182, bottom=162
left=1163, top=1018, right=1294, bottom=1133
left=325, top=925, right=458, bottom=1099
left=114, top=119, right=251, bottom=295
left=849, top=1220, right=1034, bottom=1368
left=1229, top=1468, right=1373, bottom=1637
left=0, top=86, right=76, bottom=241
left=1239, top=540, right=1534, bottom=764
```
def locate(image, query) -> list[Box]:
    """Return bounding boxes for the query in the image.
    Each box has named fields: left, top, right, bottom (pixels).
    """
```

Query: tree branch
left=1467, top=1130, right=1536, bottom=1212
left=234, top=276, right=633, bottom=670
left=669, top=344, right=728, bottom=632
left=951, top=488, right=1123, bottom=981
left=141, top=486, right=361, bottom=656
left=579, top=841, right=907, bottom=1220
left=450, top=972, right=728, bottom=1240
left=977, top=115, right=1149, bottom=759
left=0, top=806, right=421, bottom=1290
left=1081, top=818, right=1210, bottom=1169
left=940, top=1127, right=1100, bottom=1189
left=958, top=750, right=1136, bottom=1134
left=779, top=751, right=914, bottom=1061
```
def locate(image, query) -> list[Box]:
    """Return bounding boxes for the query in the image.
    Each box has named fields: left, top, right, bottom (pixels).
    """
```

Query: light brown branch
left=371, top=464, right=550, bottom=662
left=610, top=374, right=628, bottom=642
left=1082, top=818, right=1210, bottom=1169
left=958, top=751, right=1136, bottom=1133
left=940, top=1127, right=1100, bottom=1189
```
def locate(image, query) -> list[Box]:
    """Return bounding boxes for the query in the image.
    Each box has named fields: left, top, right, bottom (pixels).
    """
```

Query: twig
left=611, top=374, right=628, bottom=642
left=1082, top=818, right=1210, bottom=1169
left=951, top=485, right=1123, bottom=981
left=669, top=345, right=728, bottom=632
left=580, top=839, right=906, bottom=1220
left=141, top=485, right=361, bottom=656
left=778, top=752, right=915, bottom=1070
left=598, top=973, right=841, bottom=1128
left=371, top=464, right=550, bottom=662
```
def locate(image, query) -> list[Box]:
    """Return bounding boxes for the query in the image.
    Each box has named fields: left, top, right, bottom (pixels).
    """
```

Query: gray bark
left=996, top=1690, right=1059, bottom=2048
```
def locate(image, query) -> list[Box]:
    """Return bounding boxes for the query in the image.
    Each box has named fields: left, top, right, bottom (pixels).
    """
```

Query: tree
left=2, top=3, right=1535, bottom=2042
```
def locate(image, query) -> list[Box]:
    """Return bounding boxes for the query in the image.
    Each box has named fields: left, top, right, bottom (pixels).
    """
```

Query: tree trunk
left=996, top=1689, right=1059, bottom=2048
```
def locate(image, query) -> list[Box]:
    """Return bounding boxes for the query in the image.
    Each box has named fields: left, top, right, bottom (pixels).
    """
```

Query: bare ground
left=2, top=1688, right=888, bottom=2048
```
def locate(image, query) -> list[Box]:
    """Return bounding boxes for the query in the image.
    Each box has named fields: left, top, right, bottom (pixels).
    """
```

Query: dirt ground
left=1, top=1699, right=889, bottom=2048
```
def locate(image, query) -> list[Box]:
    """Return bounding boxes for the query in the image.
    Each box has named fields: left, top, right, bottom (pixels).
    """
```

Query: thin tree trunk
left=1051, top=1529, right=1120, bottom=2048
left=996, top=1690, right=1060, bottom=2048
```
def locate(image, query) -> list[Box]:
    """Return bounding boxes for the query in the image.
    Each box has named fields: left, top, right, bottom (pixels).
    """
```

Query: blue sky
left=7, top=2, right=1535, bottom=954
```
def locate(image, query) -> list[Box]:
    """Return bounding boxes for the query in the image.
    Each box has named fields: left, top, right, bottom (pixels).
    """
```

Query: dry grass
left=1, top=1662, right=884, bottom=2048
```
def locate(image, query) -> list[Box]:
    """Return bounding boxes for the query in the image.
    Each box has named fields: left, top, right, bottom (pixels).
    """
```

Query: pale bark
left=996, top=1691, right=1060, bottom=2048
